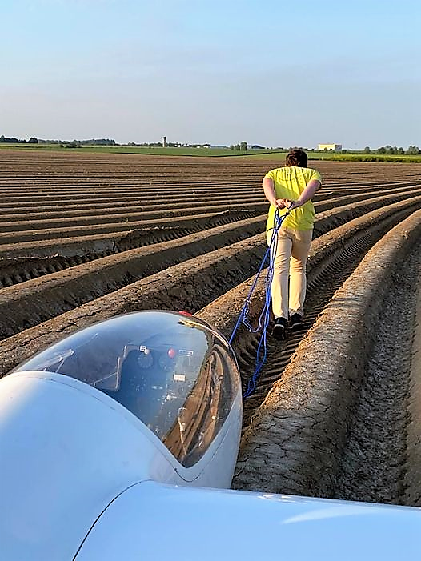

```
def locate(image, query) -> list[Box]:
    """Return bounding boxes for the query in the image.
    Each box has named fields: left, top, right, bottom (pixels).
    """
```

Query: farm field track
left=1, top=149, right=420, bottom=507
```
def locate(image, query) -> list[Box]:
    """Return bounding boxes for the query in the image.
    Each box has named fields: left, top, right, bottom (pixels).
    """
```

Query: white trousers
left=268, top=227, right=313, bottom=319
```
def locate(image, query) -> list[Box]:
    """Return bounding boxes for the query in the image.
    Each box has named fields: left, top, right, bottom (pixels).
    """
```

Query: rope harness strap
left=229, top=208, right=290, bottom=398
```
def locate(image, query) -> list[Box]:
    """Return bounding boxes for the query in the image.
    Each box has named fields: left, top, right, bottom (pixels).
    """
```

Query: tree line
left=364, top=145, right=420, bottom=155
left=0, top=135, right=117, bottom=146
left=0, top=135, right=39, bottom=143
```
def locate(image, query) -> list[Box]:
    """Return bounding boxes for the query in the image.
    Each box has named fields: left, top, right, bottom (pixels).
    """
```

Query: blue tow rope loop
left=229, top=208, right=290, bottom=398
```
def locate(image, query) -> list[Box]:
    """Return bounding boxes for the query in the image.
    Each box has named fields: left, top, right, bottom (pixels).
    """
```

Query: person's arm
left=288, top=179, right=321, bottom=209
left=263, top=177, right=289, bottom=208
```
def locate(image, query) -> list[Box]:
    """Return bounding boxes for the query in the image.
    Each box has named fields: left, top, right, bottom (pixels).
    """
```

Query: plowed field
left=1, top=149, right=420, bottom=507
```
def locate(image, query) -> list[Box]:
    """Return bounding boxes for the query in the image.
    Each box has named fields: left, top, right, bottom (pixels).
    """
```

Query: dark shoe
left=289, top=313, right=303, bottom=330
left=272, top=317, right=288, bottom=340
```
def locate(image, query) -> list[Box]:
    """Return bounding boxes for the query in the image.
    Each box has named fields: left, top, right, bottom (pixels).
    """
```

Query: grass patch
left=244, top=152, right=421, bottom=163
left=0, top=143, right=420, bottom=163
left=0, top=143, right=277, bottom=158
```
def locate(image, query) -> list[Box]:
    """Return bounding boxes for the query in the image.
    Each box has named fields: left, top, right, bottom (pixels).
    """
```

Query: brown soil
left=1, top=149, right=420, bottom=506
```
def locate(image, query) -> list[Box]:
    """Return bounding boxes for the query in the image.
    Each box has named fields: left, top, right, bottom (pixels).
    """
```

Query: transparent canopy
left=16, top=311, right=241, bottom=467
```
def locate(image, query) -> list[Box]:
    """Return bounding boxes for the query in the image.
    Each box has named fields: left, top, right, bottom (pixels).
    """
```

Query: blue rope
left=229, top=208, right=290, bottom=398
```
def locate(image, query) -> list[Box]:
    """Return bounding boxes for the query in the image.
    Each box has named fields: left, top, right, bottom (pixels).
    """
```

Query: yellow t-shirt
left=265, top=166, right=322, bottom=231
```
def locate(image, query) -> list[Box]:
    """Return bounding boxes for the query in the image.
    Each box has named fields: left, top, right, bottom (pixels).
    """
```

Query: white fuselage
left=0, top=370, right=242, bottom=560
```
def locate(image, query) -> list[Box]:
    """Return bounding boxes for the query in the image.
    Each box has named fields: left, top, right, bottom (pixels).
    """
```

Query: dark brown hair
left=285, top=148, right=307, bottom=167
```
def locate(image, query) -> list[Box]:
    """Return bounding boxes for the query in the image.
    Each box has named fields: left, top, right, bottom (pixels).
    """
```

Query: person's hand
left=286, top=199, right=302, bottom=210
left=274, top=198, right=290, bottom=208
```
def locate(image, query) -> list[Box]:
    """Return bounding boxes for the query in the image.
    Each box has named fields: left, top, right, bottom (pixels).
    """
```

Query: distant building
left=318, top=143, right=342, bottom=151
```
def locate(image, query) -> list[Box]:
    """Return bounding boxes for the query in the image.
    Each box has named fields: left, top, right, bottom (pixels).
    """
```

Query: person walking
left=263, top=148, right=322, bottom=340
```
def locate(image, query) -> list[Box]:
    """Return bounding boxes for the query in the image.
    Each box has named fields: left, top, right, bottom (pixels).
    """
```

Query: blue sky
left=1, top=0, right=420, bottom=148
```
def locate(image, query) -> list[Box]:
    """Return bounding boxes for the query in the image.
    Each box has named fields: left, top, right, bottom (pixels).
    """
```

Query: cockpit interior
left=16, top=311, right=241, bottom=467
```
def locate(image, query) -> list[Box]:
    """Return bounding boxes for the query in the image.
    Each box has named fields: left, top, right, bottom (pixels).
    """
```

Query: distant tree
left=378, top=146, right=386, bottom=154
left=398, top=147, right=404, bottom=154
left=407, top=145, right=420, bottom=155
left=81, top=138, right=116, bottom=146
left=364, top=146, right=371, bottom=153
left=29, top=137, right=38, bottom=144
left=240, top=141, right=247, bottom=151
left=0, top=135, right=19, bottom=143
